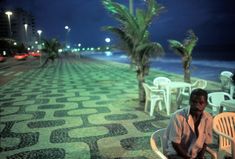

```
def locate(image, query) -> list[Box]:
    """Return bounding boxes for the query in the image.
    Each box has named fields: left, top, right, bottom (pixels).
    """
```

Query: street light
left=37, top=30, right=42, bottom=42
left=24, top=23, right=28, bottom=46
left=65, top=25, right=71, bottom=48
left=129, top=0, right=133, bottom=15
left=37, top=30, right=42, bottom=64
left=129, top=0, right=146, bottom=15
left=105, top=37, right=111, bottom=52
left=105, top=37, right=111, bottom=43
left=5, top=11, right=13, bottom=38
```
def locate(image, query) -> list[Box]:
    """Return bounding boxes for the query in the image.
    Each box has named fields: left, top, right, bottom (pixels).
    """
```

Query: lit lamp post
left=24, top=23, right=28, bottom=46
left=105, top=37, right=111, bottom=50
left=37, top=30, right=42, bottom=44
left=129, top=0, right=133, bottom=15
left=105, top=37, right=112, bottom=56
left=129, top=0, right=146, bottom=15
left=105, top=37, right=111, bottom=44
left=37, top=30, right=42, bottom=64
left=64, top=25, right=71, bottom=48
left=5, top=11, right=13, bottom=38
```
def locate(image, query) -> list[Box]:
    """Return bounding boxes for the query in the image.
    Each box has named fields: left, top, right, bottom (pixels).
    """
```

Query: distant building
left=0, top=8, right=36, bottom=46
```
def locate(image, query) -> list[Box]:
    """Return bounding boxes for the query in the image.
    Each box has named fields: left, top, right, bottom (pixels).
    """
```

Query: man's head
left=189, top=88, right=208, bottom=116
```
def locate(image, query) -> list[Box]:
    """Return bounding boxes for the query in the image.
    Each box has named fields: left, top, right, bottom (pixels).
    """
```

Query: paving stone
left=0, top=56, right=221, bottom=159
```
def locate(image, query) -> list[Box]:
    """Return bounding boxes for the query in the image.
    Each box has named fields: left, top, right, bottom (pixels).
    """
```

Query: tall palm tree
left=168, top=30, right=198, bottom=83
left=41, top=38, right=61, bottom=67
left=102, top=0, right=164, bottom=104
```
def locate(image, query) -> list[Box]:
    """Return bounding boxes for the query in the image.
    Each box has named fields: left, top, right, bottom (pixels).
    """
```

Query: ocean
left=82, top=51, right=235, bottom=82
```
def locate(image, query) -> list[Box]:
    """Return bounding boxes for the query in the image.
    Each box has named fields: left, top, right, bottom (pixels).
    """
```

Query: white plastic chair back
left=153, top=77, right=171, bottom=89
left=150, top=128, right=167, bottom=159
left=192, top=79, right=207, bottom=90
left=220, top=72, right=234, bottom=98
left=208, top=92, right=232, bottom=115
left=220, top=71, right=233, bottom=78
left=180, top=79, right=207, bottom=98
left=142, top=83, right=166, bottom=116
left=213, top=112, right=235, bottom=159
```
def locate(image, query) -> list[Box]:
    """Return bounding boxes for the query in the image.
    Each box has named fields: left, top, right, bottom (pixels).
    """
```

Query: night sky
left=1, top=0, right=235, bottom=57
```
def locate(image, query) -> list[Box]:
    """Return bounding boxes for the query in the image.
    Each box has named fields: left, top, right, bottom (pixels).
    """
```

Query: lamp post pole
left=5, top=11, right=13, bottom=38
left=24, top=23, right=28, bottom=46
left=37, top=30, right=42, bottom=65
left=105, top=37, right=111, bottom=50
left=129, top=0, right=133, bottom=15
left=64, top=26, right=71, bottom=49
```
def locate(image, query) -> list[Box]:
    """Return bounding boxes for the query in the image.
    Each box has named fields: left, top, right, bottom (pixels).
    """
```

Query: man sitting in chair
left=165, top=88, right=213, bottom=159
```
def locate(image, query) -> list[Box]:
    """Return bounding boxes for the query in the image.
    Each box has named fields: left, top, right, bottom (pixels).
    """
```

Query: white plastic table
left=165, top=82, right=192, bottom=115
left=219, top=99, right=235, bottom=113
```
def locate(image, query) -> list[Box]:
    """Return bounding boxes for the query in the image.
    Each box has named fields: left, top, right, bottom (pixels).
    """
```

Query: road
left=0, top=57, right=40, bottom=85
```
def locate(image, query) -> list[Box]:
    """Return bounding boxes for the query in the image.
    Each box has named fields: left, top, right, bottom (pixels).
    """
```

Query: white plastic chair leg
left=144, top=100, right=148, bottom=112
left=150, top=99, right=158, bottom=116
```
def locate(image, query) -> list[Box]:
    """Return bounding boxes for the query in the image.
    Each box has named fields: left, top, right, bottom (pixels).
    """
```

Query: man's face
left=190, top=95, right=207, bottom=116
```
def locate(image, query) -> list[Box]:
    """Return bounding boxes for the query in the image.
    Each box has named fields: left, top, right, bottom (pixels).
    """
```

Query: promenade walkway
left=0, top=55, right=220, bottom=159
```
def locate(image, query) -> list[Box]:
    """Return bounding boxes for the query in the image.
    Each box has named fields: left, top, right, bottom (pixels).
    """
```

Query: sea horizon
left=82, top=51, right=235, bottom=82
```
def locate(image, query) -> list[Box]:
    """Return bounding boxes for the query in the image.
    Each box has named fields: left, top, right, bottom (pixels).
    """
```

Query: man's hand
left=172, top=142, right=191, bottom=159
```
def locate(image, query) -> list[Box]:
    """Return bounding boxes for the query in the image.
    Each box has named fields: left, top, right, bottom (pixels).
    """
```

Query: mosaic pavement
left=0, top=55, right=220, bottom=159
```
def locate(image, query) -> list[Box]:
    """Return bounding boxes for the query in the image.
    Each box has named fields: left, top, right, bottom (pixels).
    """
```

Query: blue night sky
left=1, top=0, right=235, bottom=55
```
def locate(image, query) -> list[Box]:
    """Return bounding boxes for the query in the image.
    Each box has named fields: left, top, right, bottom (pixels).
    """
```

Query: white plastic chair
left=150, top=128, right=167, bottom=159
left=177, top=79, right=207, bottom=101
left=192, top=79, right=207, bottom=90
left=150, top=128, right=217, bottom=159
left=208, top=92, right=233, bottom=115
left=153, top=77, right=171, bottom=114
left=142, top=83, right=166, bottom=116
left=153, top=77, right=171, bottom=89
left=220, top=71, right=234, bottom=98
left=220, top=71, right=233, bottom=78
left=213, top=112, right=235, bottom=159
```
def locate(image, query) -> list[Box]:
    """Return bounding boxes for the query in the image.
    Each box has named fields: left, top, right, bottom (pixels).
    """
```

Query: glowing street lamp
left=37, top=30, right=42, bottom=42
left=65, top=25, right=71, bottom=47
left=37, top=30, right=42, bottom=64
left=5, top=11, right=13, bottom=38
left=105, top=37, right=111, bottom=50
left=105, top=37, right=111, bottom=43
left=24, top=23, right=28, bottom=45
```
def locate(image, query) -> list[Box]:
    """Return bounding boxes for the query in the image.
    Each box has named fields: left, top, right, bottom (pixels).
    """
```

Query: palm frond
left=145, top=0, right=164, bottom=24
left=183, top=30, right=198, bottom=55
left=168, top=39, right=185, bottom=56
left=103, top=26, right=133, bottom=52
left=42, top=38, right=61, bottom=56
left=102, top=0, right=164, bottom=69
left=103, top=0, right=138, bottom=31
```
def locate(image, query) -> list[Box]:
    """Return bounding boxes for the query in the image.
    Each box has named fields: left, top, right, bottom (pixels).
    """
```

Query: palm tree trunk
left=40, top=57, right=49, bottom=68
left=183, top=57, right=191, bottom=83
left=136, top=66, right=146, bottom=106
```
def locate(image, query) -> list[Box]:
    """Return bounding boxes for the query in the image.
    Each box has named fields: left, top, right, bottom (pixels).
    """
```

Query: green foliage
left=102, top=0, right=165, bottom=103
left=183, top=30, right=198, bottom=55
left=168, top=30, right=198, bottom=83
left=42, top=38, right=61, bottom=58
left=102, top=0, right=164, bottom=69
left=168, top=30, right=198, bottom=57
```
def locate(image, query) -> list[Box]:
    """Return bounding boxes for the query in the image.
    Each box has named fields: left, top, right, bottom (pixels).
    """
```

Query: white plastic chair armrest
left=150, top=136, right=167, bottom=159
left=214, top=130, right=235, bottom=158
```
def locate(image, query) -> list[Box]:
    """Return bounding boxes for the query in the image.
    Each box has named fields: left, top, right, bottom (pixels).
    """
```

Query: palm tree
left=102, top=0, right=164, bottom=104
left=40, top=38, right=61, bottom=67
left=168, top=30, right=198, bottom=83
